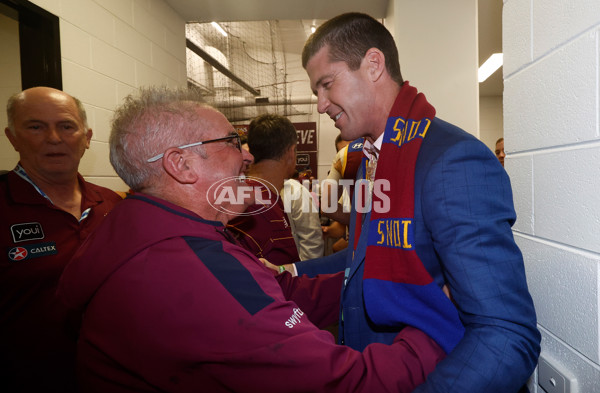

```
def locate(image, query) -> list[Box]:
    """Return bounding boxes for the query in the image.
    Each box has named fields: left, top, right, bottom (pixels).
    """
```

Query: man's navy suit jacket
left=297, top=117, right=541, bottom=392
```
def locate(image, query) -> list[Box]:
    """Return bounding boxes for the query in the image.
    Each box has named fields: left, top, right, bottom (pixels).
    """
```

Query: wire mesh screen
left=187, top=21, right=306, bottom=123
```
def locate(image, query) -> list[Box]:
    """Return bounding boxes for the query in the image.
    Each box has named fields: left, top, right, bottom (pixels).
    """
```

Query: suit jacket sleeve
left=413, top=138, right=540, bottom=392
left=295, top=248, right=348, bottom=277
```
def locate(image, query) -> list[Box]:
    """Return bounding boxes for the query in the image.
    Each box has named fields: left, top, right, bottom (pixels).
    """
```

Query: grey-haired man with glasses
left=57, top=86, right=447, bottom=393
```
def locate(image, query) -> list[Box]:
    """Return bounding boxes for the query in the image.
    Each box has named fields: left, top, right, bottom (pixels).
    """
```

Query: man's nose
left=242, top=148, right=254, bottom=165
left=46, top=127, right=61, bottom=143
left=316, top=93, right=329, bottom=114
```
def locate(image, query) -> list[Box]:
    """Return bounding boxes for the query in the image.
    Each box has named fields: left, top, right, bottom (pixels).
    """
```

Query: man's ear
left=364, top=48, right=386, bottom=82
left=161, top=148, right=198, bottom=184
left=287, top=144, right=296, bottom=161
left=286, top=144, right=298, bottom=168
left=85, top=128, right=93, bottom=149
left=5, top=128, right=18, bottom=151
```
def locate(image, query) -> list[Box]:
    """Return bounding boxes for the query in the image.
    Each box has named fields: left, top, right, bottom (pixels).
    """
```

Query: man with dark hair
left=245, top=113, right=297, bottom=163
left=1, top=87, right=122, bottom=392
left=292, top=12, right=541, bottom=393
left=57, top=86, right=446, bottom=392
left=228, top=113, right=303, bottom=265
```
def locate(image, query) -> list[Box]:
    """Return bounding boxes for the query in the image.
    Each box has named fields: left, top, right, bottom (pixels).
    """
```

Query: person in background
left=0, top=86, right=122, bottom=392
left=334, top=132, right=349, bottom=153
left=495, top=137, right=505, bottom=166
left=321, top=134, right=354, bottom=226
left=321, top=133, right=363, bottom=253
left=228, top=114, right=301, bottom=265
left=291, top=12, right=539, bottom=392
left=57, top=86, right=446, bottom=393
left=284, top=169, right=324, bottom=260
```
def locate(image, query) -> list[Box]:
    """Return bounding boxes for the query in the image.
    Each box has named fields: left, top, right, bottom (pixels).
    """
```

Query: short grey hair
left=6, top=90, right=89, bottom=134
left=109, top=86, right=208, bottom=191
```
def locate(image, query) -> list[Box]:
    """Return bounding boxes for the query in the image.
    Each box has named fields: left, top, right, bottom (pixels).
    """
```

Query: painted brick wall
left=503, top=1, right=600, bottom=391
left=1, top=0, right=186, bottom=191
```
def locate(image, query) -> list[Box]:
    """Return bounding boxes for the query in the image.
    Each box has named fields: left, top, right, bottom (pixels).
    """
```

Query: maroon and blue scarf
left=361, top=82, right=464, bottom=354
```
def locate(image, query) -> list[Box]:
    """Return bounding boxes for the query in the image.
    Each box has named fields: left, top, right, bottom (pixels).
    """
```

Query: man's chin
left=39, top=163, right=79, bottom=178
left=218, top=199, right=254, bottom=223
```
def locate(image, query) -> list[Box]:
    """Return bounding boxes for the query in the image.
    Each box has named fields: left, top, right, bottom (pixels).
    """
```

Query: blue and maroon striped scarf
left=361, top=82, right=465, bottom=354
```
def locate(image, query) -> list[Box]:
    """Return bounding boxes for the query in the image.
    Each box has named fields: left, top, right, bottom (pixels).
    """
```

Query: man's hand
left=259, top=258, right=296, bottom=276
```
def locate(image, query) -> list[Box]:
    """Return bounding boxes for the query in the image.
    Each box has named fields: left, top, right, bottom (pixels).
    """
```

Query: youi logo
left=206, top=176, right=279, bottom=216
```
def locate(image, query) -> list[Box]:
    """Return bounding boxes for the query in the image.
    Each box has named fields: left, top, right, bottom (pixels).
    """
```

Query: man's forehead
left=18, top=99, right=80, bottom=118
left=14, top=95, right=83, bottom=125
left=307, top=48, right=341, bottom=86
left=215, top=127, right=238, bottom=139
left=20, top=90, right=76, bottom=110
left=196, top=106, right=235, bottom=134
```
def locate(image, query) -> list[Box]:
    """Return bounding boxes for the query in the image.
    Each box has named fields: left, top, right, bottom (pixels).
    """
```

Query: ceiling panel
left=164, top=0, right=389, bottom=22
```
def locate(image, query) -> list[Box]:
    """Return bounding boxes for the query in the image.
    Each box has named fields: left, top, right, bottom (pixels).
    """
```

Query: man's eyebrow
left=313, top=71, right=335, bottom=92
left=21, top=119, right=48, bottom=128
left=311, top=77, right=327, bottom=96
left=314, top=76, right=327, bottom=89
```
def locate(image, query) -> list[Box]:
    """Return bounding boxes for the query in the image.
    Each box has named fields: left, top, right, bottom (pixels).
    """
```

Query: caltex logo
left=9, top=247, right=28, bottom=261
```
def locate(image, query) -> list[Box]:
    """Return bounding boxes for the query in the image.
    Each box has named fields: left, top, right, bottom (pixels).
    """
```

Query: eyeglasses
left=147, top=134, right=242, bottom=163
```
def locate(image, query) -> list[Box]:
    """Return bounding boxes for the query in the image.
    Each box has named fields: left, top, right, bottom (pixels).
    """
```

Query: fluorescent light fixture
left=478, top=53, right=503, bottom=82
left=211, top=22, right=227, bottom=37
left=309, top=19, right=317, bottom=34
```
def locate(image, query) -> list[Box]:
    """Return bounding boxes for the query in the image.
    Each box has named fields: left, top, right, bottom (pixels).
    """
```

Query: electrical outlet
left=538, top=356, right=577, bottom=393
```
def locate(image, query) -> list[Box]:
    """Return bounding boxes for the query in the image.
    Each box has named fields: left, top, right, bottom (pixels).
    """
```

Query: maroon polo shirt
left=0, top=170, right=122, bottom=393
left=228, top=180, right=300, bottom=266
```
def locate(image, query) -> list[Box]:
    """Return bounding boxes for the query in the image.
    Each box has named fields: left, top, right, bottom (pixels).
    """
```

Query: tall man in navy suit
left=292, top=12, right=540, bottom=392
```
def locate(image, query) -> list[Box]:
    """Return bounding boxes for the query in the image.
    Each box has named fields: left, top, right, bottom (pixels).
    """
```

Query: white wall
left=479, top=96, right=503, bottom=152
left=314, top=109, right=341, bottom=180
left=504, top=1, right=600, bottom=391
left=390, top=0, right=479, bottom=137
left=0, top=0, right=187, bottom=191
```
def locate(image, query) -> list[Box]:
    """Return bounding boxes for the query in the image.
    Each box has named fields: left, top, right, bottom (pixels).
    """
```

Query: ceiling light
left=311, top=25, right=316, bottom=33
left=211, top=22, right=227, bottom=37
left=478, top=53, right=503, bottom=82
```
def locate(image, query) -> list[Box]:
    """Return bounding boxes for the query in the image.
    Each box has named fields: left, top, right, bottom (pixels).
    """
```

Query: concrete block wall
left=503, top=1, right=600, bottom=391
left=1, top=0, right=187, bottom=191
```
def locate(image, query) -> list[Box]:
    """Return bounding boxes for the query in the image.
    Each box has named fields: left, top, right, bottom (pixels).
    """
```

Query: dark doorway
left=0, top=0, right=61, bottom=89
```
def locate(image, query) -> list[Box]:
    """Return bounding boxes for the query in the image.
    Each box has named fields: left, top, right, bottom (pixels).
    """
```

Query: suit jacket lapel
left=345, top=208, right=371, bottom=284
